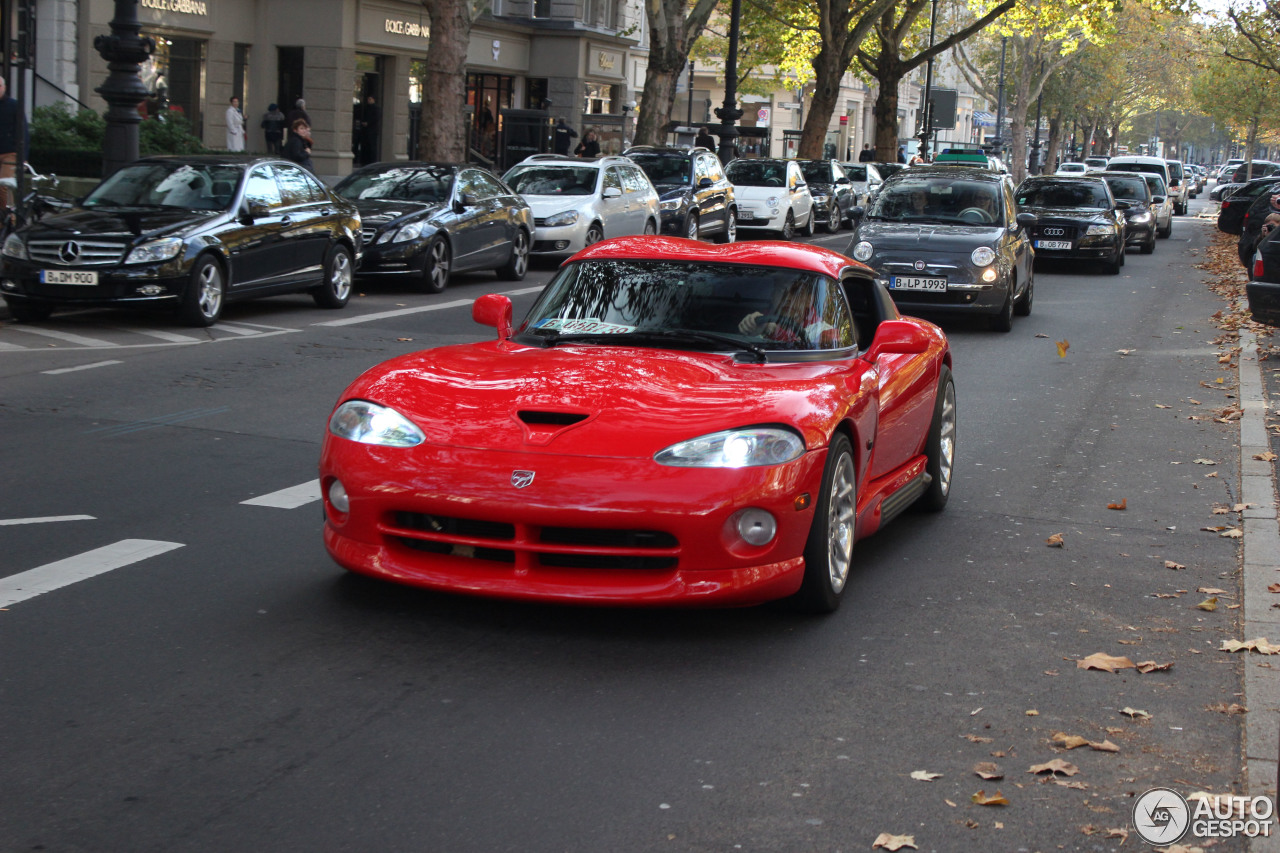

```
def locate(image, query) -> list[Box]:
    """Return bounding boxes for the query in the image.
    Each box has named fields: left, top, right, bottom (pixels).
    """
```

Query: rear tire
left=791, top=433, right=856, bottom=613
left=917, top=366, right=956, bottom=512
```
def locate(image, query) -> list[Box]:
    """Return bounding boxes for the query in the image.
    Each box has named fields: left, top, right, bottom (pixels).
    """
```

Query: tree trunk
left=417, top=0, right=472, bottom=163
left=633, top=60, right=681, bottom=146
left=798, top=47, right=846, bottom=159
left=1006, top=68, right=1032, bottom=184
left=632, top=0, right=718, bottom=147
left=1045, top=113, right=1061, bottom=172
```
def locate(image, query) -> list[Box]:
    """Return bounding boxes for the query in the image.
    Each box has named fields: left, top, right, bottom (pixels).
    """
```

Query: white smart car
left=725, top=158, right=815, bottom=240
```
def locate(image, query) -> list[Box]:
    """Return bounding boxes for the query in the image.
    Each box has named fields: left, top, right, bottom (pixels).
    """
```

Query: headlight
left=1130, top=212, right=1151, bottom=223
left=811, top=193, right=829, bottom=203
left=1085, top=223, right=1116, bottom=236
left=654, top=427, right=805, bottom=468
left=766, top=196, right=779, bottom=207
left=543, top=210, right=580, bottom=227
left=659, top=199, right=681, bottom=211
left=852, top=241, right=874, bottom=262
left=378, top=222, right=425, bottom=244
left=2, top=232, right=26, bottom=259
left=328, top=400, right=425, bottom=447
left=125, top=237, right=183, bottom=264
left=970, top=246, right=996, bottom=267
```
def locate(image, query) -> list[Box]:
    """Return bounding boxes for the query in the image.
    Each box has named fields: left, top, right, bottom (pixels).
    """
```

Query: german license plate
left=40, top=269, right=98, bottom=285
left=737, top=211, right=754, bottom=221
left=890, top=275, right=947, bottom=292
left=1035, top=240, right=1072, bottom=250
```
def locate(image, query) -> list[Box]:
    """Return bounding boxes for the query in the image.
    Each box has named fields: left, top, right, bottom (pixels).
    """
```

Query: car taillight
left=1255, top=256, right=1265, bottom=279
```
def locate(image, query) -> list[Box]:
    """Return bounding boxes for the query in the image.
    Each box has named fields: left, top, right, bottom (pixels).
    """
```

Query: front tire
left=1141, top=231, right=1156, bottom=254
left=585, top=222, right=605, bottom=246
left=5, top=298, right=52, bottom=323
left=791, top=433, right=857, bottom=613
left=990, top=290, right=1014, bottom=332
left=800, top=207, right=816, bottom=237
left=496, top=229, right=529, bottom=281
left=824, top=202, right=842, bottom=233
left=917, top=365, right=956, bottom=512
left=180, top=255, right=225, bottom=327
left=312, top=244, right=353, bottom=309
left=780, top=211, right=795, bottom=241
left=685, top=211, right=700, bottom=241
left=421, top=236, right=451, bottom=293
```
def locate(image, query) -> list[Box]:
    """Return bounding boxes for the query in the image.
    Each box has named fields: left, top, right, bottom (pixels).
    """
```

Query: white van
left=1107, top=156, right=1178, bottom=215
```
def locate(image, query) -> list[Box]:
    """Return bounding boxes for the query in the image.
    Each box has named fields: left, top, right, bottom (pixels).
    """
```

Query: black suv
left=0, top=156, right=361, bottom=326
left=624, top=146, right=736, bottom=242
left=797, top=159, right=857, bottom=232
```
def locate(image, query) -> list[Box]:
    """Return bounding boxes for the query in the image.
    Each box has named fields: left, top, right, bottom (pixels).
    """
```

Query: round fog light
left=736, top=508, right=777, bottom=546
left=982, top=268, right=998, bottom=283
left=328, top=479, right=350, bottom=513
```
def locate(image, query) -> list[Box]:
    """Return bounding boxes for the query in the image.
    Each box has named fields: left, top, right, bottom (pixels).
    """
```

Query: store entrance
left=353, top=53, right=384, bottom=166
left=466, top=73, right=513, bottom=166
left=142, top=34, right=206, bottom=135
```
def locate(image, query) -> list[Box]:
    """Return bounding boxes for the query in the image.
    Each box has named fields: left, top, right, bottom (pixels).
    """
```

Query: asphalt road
left=0, top=196, right=1255, bottom=852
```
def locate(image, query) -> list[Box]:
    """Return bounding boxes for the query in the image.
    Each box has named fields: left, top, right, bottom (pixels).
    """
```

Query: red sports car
left=320, top=237, right=955, bottom=611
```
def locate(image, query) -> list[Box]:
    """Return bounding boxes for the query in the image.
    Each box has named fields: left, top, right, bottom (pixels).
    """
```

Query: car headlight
left=378, top=222, right=425, bottom=244
left=1085, top=223, right=1116, bottom=236
left=766, top=196, right=779, bottom=207
left=811, top=193, right=829, bottom=203
left=1130, top=211, right=1151, bottom=223
left=2, top=231, right=26, bottom=259
left=543, top=210, right=580, bottom=227
left=328, top=400, right=425, bottom=447
left=852, top=241, right=874, bottom=262
left=125, top=237, right=184, bottom=264
left=971, top=246, right=996, bottom=266
left=659, top=199, right=681, bottom=211
left=654, top=427, right=805, bottom=468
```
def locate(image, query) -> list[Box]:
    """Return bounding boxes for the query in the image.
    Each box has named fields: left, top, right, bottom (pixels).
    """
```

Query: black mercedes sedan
left=846, top=166, right=1035, bottom=331
left=797, top=159, right=857, bottom=232
left=334, top=162, right=533, bottom=293
left=1014, top=175, right=1128, bottom=274
left=1, top=156, right=361, bottom=326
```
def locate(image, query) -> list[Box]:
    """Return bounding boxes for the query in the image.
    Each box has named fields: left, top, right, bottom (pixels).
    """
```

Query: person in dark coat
left=283, top=118, right=314, bottom=172
left=695, top=126, right=716, bottom=149
left=261, top=103, right=286, bottom=155
left=897, top=146, right=907, bottom=163
left=0, top=75, right=24, bottom=211
left=858, top=144, right=875, bottom=162
left=286, top=98, right=310, bottom=129
left=553, top=118, right=578, bottom=155
left=574, top=129, right=600, bottom=158
left=357, top=95, right=381, bottom=165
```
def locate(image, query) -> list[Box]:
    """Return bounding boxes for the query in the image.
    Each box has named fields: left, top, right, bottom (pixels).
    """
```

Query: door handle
left=280, top=215, right=292, bottom=225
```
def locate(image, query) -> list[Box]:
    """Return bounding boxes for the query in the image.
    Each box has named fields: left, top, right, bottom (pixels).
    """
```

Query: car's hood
left=854, top=220, right=1003, bottom=250
left=338, top=342, right=866, bottom=457
left=733, top=186, right=794, bottom=201
left=348, top=198, right=443, bottom=226
left=656, top=185, right=690, bottom=202
left=25, top=207, right=220, bottom=240
left=523, top=196, right=591, bottom=216
left=1020, top=205, right=1110, bottom=221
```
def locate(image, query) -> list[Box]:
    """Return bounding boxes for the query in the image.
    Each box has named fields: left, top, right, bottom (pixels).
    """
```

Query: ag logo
left=1133, top=787, right=1190, bottom=844
left=511, top=470, right=535, bottom=489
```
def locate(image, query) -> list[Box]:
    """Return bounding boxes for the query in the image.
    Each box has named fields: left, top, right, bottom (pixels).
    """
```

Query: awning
left=972, top=111, right=996, bottom=127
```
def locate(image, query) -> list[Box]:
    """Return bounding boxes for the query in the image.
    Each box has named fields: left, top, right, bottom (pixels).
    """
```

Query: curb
left=1239, top=327, right=1280, bottom=853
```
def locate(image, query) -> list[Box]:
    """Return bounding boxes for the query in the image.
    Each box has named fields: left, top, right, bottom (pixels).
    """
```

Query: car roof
left=570, top=235, right=866, bottom=280
left=884, top=165, right=1003, bottom=182
left=514, top=154, right=632, bottom=168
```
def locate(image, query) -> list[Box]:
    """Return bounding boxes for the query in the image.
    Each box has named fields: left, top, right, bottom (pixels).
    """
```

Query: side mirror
left=1015, top=212, right=1037, bottom=229
left=1152, top=195, right=1166, bottom=204
left=697, top=177, right=713, bottom=188
left=849, top=206, right=866, bottom=223
left=862, top=319, right=931, bottom=362
left=602, top=186, right=623, bottom=199
left=472, top=293, right=513, bottom=341
left=836, top=177, right=851, bottom=185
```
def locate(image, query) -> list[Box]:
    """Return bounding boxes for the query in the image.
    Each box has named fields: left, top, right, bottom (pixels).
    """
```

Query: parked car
left=847, top=165, right=1035, bottom=331
left=1211, top=182, right=1242, bottom=202
left=502, top=154, right=659, bottom=257
left=1139, top=173, right=1175, bottom=239
left=1084, top=156, right=1110, bottom=172
left=873, top=162, right=907, bottom=182
left=624, top=145, right=736, bottom=243
left=333, top=162, right=532, bottom=293
left=0, top=155, right=361, bottom=326
left=1216, top=175, right=1280, bottom=236
left=1165, top=160, right=1189, bottom=214
left=1055, top=163, right=1089, bottom=176
left=319, top=236, right=955, bottom=612
left=1235, top=187, right=1280, bottom=269
left=1100, top=170, right=1158, bottom=253
left=797, top=159, right=857, bottom=232
left=838, top=162, right=884, bottom=206
left=1248, top=227, right=1280, bottom=324
left=1218, top=159, right=1244, bottom=181
left=1107, top=155, right=1179, bottom=216
left=1015, top=175, right=1128, bottom=273
left=725, top=158, right=815, bottom=239
left=1230, top=161, right=1280, bottom=184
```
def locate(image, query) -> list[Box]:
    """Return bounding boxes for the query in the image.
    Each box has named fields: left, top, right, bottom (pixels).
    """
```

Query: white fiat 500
left=726, top=158, right=815, bottom=241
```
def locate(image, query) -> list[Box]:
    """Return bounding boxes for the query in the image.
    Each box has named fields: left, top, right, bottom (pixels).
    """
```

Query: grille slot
left=518, top=411, right=588, bottom=427
left=396, top=512, right=513, bottom=540
left=27, top=239, right=127, bottom=267
left=361, top=226, right=379, bottom=246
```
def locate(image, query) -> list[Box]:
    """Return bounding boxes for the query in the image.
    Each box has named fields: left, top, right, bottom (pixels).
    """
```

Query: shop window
left=527, top=78, right=549, bottom=111
left=141, top=35, right=206, bottom=135
left=233, top=44, right=250, bottom=106
left=532, top=0, right=551, bottom=18
left=583, top=82, right=613, bottom=115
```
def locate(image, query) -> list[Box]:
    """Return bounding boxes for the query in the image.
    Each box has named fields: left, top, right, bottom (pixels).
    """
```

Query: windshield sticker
left=536, top=318, right=636, bottom=335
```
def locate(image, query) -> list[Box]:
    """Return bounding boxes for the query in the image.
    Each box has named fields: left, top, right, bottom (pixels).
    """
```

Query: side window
left=456, top=170, right=485, bottom=200
left=705, top=157, right=725, bottom=183
left=603, top=167, right=623, bottom=193
left=832, top=163, right=846, bottom=181
left=470, top=171, right=507, bottom=198
left=245, top=166, right=283, bottom=209
left=624, top=166, right=650, bottom=193
left=694, top=156, right=712, bottom=182
left=275, top=164, right=317, bottom=206
left=815, top=278, right=856, bottom=350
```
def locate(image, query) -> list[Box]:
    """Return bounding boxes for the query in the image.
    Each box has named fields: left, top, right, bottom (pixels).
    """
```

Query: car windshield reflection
left=725, top=161, right=789, bottom=188
left=629, top=155, right=691, bottom=186
left=84, top=162, right=244, bottom=211
left=870, top=179, right=1003, bottom=225
left=504, top=166, right=599, bottom=196
left=1016, top=180, right=1110, bottom=209
left=517, top=260, right=856, bottom=352
left=335, top=167, right=455, bottom=203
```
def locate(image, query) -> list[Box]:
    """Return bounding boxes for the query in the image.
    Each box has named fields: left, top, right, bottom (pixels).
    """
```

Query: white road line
left=42, top=360, right=123, bottom=375
left=0, top=339, right=28, bottom=350
left=315, top=286, right=546, bottom=328
left=212, top=322, right=265, bottom=336
left=241, top=480, right=321, bottom=508
left=0, top=514, right=95, bottom=526
left=3, top=326, right=116, bottom=347
left=0, top=539, right=184, bottom=608
left=125, top=328, right=202, bottom=343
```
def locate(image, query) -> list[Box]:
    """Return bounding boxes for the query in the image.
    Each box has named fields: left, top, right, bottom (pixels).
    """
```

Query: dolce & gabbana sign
left=140, top=0, right=209, bottom=14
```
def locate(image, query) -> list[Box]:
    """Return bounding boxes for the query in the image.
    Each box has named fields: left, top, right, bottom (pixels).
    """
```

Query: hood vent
left=516, top=410, right=592, bottom=446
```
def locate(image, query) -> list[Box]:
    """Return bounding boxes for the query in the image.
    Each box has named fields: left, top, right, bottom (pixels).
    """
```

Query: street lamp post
left=94, top=0, right=153, bottom=179
left=917, top=0, right=939, bottom=161
left=1027, top=71, right=1044, bottom=175
left=992, top=37, right=1007, bottom=159
left=714, top=0, right=743, bottom=162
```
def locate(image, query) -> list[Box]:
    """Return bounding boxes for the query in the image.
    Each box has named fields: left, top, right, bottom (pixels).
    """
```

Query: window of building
left=532, top=0, right=551, bottom=18
left=584, top=82, right=613, bottom=115
left=141, top=34, right=207, bottom=135
left=233, top=43, right=250, bottom=106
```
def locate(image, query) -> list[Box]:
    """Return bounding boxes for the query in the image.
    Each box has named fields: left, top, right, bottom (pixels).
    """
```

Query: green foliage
left=140, top=110, right=206, bottom=155
left=32, top=102, right=207, bottom=157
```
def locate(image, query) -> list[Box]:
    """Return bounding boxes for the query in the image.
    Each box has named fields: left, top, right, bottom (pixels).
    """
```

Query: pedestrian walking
left=356, top=95, right=381, bottom=165
left=283, top=118, right=314, bottom=172
left=0, top=75, right=23, bottom=212
left=695, top=126, right=716, bottom=149
left=553, top=118, right=578, bottom=156
left=858, top=144, right=874, bottom=162
left=225, top=96, right=245, bottom=151
left=575, top=129, right=600, bottom=158
left=897, top=146, right=907, bottom=163
left=261, top=103, right=286, bottom=155
left=286, top=98, right=310, bottom=129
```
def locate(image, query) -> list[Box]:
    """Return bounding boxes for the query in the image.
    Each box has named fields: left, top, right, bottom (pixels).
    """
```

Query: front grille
left=533, top=217, right=553, bottom=227
left=386, top=511, right=680, bottom=571
left=1035, top=224, right=1079, bottom=240
left=27, top=239, right=128, bottom=266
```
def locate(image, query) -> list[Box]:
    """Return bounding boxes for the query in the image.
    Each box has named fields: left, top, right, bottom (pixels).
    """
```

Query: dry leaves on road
left=1268, top=583, right=1280, bottom=593
left=1120, top=707, right=1152, bottom=720
left=1046, top=533, right=1065, bottom=547
left=1255, top=451, right=1278, bottom=461
left=1050, top=732, right=1118, bottom=752
left=872, top=833, right=917, bottom=851
left=1076, top=652, right=1136, bottom=672
left=1196, top=596, right=1219, bottom=611
left=1136, top=661, right=1173, bottom=674
left=973, top=762, right=1004, bottom=780
left=1056, top=339, right=1070, bottom=357
left=1207, top=702, right=1248, bottom=715
left=909, top=770, right=942, bottom=781
left=1107, top=499, right=1127, bottom=510
left=971, top=790, right=1009, bottom=806
left=1165, top=560, right=1186, bottom=570
left=1221, top=637, right=1280, bottom=654
left=1028, top=759, right=1079, bottom=777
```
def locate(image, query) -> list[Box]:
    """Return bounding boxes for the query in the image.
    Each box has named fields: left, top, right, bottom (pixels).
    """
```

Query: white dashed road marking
left=241, top=480, right=321, bottom=509
left=315, top=285, right=545, bottom=327
left=42, top=360, right=123, bottom=375
left=4, top=325, right=115, bottom=347
left=0, top=539, right=184, bottom=608
left=0, top=514, right=96, bottom=526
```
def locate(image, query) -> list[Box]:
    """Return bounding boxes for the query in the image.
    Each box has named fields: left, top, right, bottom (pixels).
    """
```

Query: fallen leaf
left=1044, top=669, right=1059, bottom=676
left=1193, top=458, right=1218, bottom=465
left=974, top=762, right=1004, bottom=780
left=1165, top=560, right=1186, bottom=570
left=1196, top=596, right=1219, bottom=611
left=1104, top=828, right=1129, bottom=842
left=1028, top=759, right=1079, bottom=776
left=396, top=337, right=413, bottom=342
left=1198, top=587, right=1229, bottom=595
left=1267, top=583, right=1280, bottom=593
left=1136, top=661, right=1174, bottom=673
left=1046, top=533, right=1065, bottom=548
left=1117, top=348, right=1135, bottom=355
left=1089, top=740, right=1120, bottom=753
left=1255, top=451, right=1278, bottom=462
left=1051, top=733, right=1090, bottom=749
left=1077, top=652, right=1136, bottom=672
left=1107, top=499, right=1127, bottom=510
left=944, top=799, right=957, bottom=808
left=1120, top=707, right=1152, bottom=720
left=910, top=770, right=942, bottom=781
left=1221, top=638, right=1280, bottom=654
left=1207, top=702, right=1247, bottom=715
left=1055, top=779, right=1089, bottom=789
left=872, top=833, right=918, bottom=851
left=1220, top=528, right=1243, bottom=539
left=962, top=734, right=993, bottom=743
left=971, top=790, right=1009, bottom=806
left=1025, top=709, right=1039, bottom=716
left=1156, top=403, right=1172, bottom=409
left=1201, top=526, right=1228, bottom=532
left=1056, top=339, right=1069, bottom=357
left=1034, top=333, right=1049, bottom=338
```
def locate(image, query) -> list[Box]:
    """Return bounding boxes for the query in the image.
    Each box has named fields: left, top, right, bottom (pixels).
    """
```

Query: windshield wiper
left=530, top=328, right=767, bottom=363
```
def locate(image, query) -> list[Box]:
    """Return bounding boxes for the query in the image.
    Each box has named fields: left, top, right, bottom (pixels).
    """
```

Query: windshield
left=1143, top=175, right=1167, bottom=196
left=869, top=178, right=1004, bottom=225
left=725, top=160, right=789, bottom=187
left=503, top=165, right=599, bottom=196
left=799, top=162, right=833, bottom=184
left=517, top=260, right=855, bottom=352
left=629, top=154, right=690, bottom=186
left=842, top=165, right=869, bottom=182
left=1016, top=180, right=1110, bottom=209
left=1103, top=176, right=1148, bottom=201
left=335, top=166, right=454, bottom=203
left=84, top=162, right=244, bottom=211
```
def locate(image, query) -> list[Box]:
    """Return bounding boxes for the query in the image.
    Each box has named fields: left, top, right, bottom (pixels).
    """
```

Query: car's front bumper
left=0, top=256, right=189, bottom=307
left=531, top=222, right=588, bottom=255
